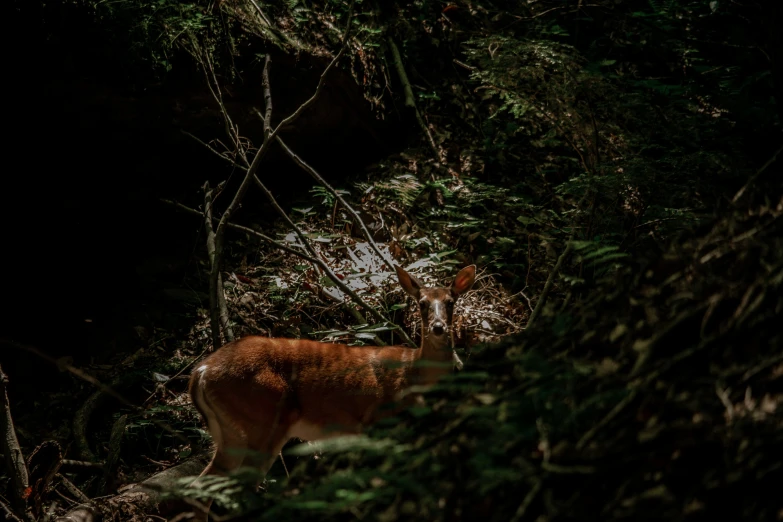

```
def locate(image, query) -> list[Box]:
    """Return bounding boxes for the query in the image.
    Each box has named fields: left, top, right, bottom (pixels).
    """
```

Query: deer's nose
left=432, top=322, right=445, bottom=335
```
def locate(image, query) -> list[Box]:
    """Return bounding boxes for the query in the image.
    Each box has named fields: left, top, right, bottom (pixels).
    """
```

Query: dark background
left=2, top=3, right=401, bottom=400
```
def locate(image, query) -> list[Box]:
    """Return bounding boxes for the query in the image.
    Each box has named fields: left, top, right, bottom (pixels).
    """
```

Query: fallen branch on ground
left=0, top=364, right=35, bottom=522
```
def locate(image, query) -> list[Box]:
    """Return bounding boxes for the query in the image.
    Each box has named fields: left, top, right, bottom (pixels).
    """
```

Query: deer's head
left=395, top=264, right=476, bottom=356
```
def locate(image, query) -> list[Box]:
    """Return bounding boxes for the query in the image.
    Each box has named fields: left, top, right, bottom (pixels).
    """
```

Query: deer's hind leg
left=192, top=398, right=250, bottom=521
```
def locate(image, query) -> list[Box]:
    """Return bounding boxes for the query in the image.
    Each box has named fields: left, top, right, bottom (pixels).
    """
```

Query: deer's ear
left=395, top=265, right=423, bottom=298
left=451, top=265, right=476, bottom=296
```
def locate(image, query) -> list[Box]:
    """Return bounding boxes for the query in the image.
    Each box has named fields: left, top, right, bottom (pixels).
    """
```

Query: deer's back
left=190, top=336, right=418, bottom=429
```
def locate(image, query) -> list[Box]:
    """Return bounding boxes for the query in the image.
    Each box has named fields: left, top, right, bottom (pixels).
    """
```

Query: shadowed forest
left=2, top=1, right=781, bottom=521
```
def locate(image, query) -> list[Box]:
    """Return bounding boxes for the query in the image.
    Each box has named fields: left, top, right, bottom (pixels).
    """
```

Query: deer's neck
left=410, top=331, right=453, bottom=386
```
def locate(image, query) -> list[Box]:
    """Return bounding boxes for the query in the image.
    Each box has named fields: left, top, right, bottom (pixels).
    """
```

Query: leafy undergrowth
left=197, top=194, right=783, bottom=521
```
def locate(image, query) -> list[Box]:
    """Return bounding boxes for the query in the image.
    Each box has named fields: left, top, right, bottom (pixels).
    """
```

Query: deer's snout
left=431, top=321, right=446, bottom=336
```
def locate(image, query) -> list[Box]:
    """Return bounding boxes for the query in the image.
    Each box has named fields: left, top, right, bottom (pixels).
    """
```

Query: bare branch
left=0, top=498, right=26, bottom=522
left=266, top=122, right=395, bottom=270
left=181, top=130, right=242, bottom=168
left=575, top=390, right=638, bottom=451
left=207, top=54, right=273, bottom=349
left=246, top=0, right=272, bottom=26
left=162, top=198, right=318, bottom=261
left=206, top=28, right=352, bottom=348
left=732, top=143, right=783, bottom=203
left=273, top=45, right=347, bottom=137
left=526, top=239, right=573, bottom=329
left=510, top=480, right=542, bottom=522
left=251, top=176, right=416, bottom=347
left=57, top=474, right=90, bottom=504
left=0, top=365, right=34, bottom=522
left=262, top=54, right=273, bottom=140
left=272, top=0, right=354, bottom=134
left=203, top=182, right=234, bottom=345
left=203, top=181, right=223, bottom=349
left=527, top=194, right=588, bottom=329
left=387, top=37, right=439, bottom=161
left=60, top=460, right=105, bottom=471
left=199, top=48, right=245, bottom=163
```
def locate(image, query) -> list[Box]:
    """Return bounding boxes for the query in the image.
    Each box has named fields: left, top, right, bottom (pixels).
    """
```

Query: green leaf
left=586, top=252, right=629, bottom=267
left=407, top=406, right=431, bottom=417
left=581, top=246, right=620, bottom=261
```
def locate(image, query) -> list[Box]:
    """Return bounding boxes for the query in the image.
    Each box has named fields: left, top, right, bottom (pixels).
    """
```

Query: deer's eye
left=446, top=301, right=454, bottom=310
left=419, top=301, right=428, bottom=310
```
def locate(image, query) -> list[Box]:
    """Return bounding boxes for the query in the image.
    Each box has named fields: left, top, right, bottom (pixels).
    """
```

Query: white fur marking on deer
left=188, top=264, right=475, bottom=515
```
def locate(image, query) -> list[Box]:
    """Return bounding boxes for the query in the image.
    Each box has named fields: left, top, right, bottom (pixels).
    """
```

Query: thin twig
left=540, top=461, right=596, bottom=474
left=272, top=0, right=354, bottom=136
left=246, top=0, right=272, bottom=26
left=387, top=37, right=440, bottom=161
left=60, top=460, right=105, bottom=470
left=732, top=144, right=783, bottom=203
left=204, top=181, right=235, bottom=344
left=634, top=217, right=681, bottom=229
left=630, top=303, right=710, bottom=377
left=57, top=474, right=90, bottom=504
left=512, top=6, right=567, bottom=20
left=278, top=452, right=290, bottom=478
left=526, top=239, right=573, bottom=329
left=162, top=199, right=325, bottom=261
left=204, top=182, right=223, bottom=349
left=510, top=480, right=542, bottom=522
left=249, top=165, right=387, bottom=349
left=181, top=130, right=239, bottom=166
left=144, top=346, right=210, bottom=405
left=195, top=111, right=396, bottom=276
left=576, top=390, right=638, bottom=451
left=269, top=122, right=395, bottom=270
left=526, top=190, right=590, bottom=329
left=0, top=366, right=34, bottom=522
left=262, top=53, right=273, bottom=141
left=252, top=176, right=416, bottom=347
left=200, top=49, right=245, bottom=164
left=0, top=497, right=25, bottom=522
left=741, top=352, right=783, bottom=383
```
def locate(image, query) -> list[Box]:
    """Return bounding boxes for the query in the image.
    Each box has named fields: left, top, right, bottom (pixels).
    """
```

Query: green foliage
left=169, top=473, right=261, bottom=515
left=571, top=240, right=629, bottom=270
left=359, top=174, right=423, bottom=211
left=220, top=194, right=783, bottom=522
left=314, top=321, right=399, bottom=345
left=309, top=185, right=350, bottom=207
left=83, top=0, right=214, bottom=72
left=462, top=28, right=738, bottom=234
left=11, top=0, right=783, bottom=520
left=464, top=36, right=584, bottom=126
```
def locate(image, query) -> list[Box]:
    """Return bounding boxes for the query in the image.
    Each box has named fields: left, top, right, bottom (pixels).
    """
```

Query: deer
left=187, top=263, right=475, bottom=518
